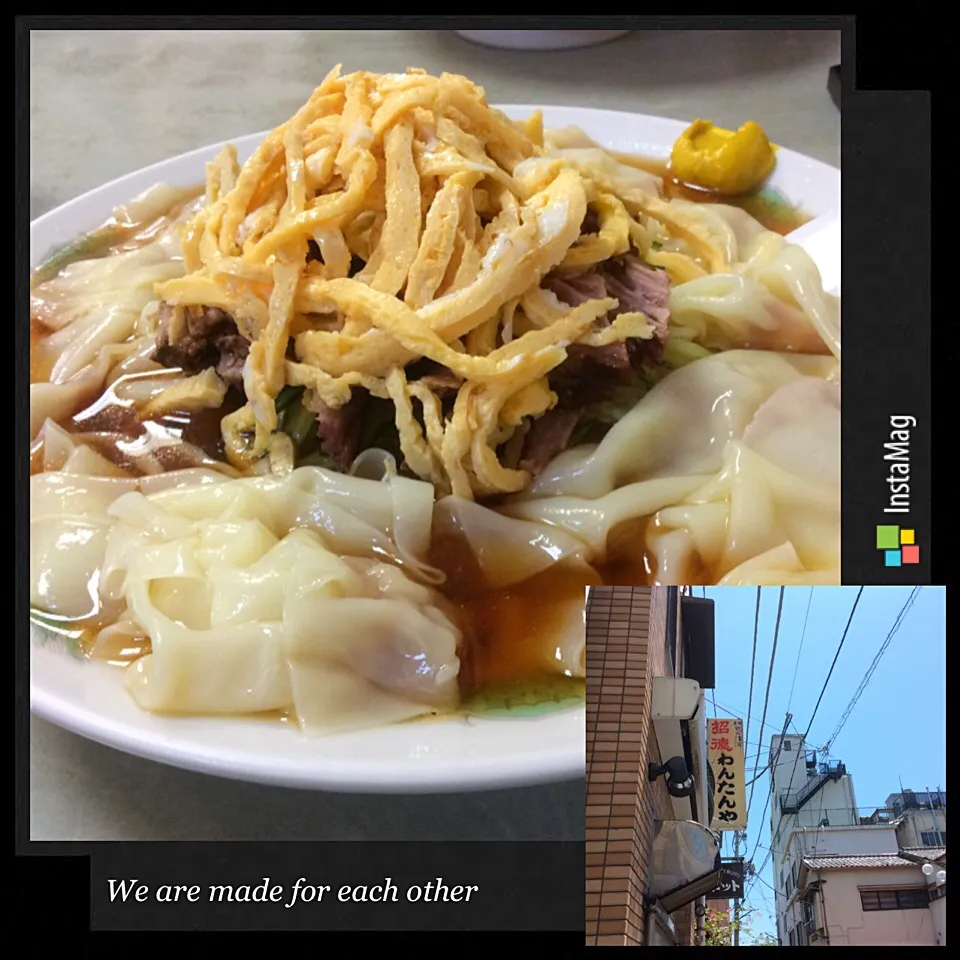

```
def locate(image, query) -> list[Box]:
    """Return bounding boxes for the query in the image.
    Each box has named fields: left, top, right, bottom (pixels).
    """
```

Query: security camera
left=648, top=756, right=696, bottom=798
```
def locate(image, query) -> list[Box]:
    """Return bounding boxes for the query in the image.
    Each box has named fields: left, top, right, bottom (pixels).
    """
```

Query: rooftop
left=802, top=853, right=923, bottom=870
left=900, top=846, right=946, bottom=863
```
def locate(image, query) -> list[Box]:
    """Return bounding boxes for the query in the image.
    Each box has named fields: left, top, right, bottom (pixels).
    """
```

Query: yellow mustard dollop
left=670, top=119, right=777, bottom=196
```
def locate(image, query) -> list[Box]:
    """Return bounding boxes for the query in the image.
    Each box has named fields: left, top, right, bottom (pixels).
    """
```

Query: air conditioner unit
left=651, top=678, right=706, bottom=824
left=652, top=677, right=702, bottom=720
left=688, top=690, right=709, bottom=828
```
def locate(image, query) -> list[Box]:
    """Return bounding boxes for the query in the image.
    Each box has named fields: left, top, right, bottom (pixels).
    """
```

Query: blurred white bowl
left=456, top=30, right=630, bottom=51
left=786, top=211, right=840, bottom=296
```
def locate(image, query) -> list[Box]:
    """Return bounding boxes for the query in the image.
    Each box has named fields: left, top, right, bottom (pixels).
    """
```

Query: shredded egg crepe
left=152, top=66, right=677, bottom=500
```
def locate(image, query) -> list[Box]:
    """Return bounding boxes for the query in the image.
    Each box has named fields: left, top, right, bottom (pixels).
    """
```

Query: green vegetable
left=32, top=236, right=100, bottom=287
left=29, top=608, right=85, bottom=660
left=358, top=396, right=402, bottom=460
left=568, top=380, right=651, bottom=447
left=284, top=402, right=318, bottom=450
left=275, top=385, right=305, bottom=416
left=662, top=336, right=714, bottom=368
left=275, top=387, right=322, bottom=462
left=651, top=240, right=663, bottom=250
left=30, top=223, right=135, bottom=288
left=296, top=450, right=337, bottom=470
left=464, top=676, right=585, bottom=718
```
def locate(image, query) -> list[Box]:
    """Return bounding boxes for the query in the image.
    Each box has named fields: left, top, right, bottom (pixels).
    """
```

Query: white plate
left=29, top=106, right=839, bottom=794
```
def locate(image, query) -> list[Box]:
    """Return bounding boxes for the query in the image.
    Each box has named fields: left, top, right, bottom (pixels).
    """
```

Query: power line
left=739, top=617, right=785, bottom=957
left=745, top=817, right=772, bottom=887
left=786, top=587, right=814, bottom=716
left=755, top=588, right=866, bottom=924
left=746, top=713, right=791, bottom=865
left=742, top=587, right=894, bottom=933
left=743, top=587, right=762, bottom=764
left=775, top=587, right=865, bottom=825
left=751, top=871, right=780, bottom=895
left=746, top=840, right=777, bottom=888
left=746, top=588, right=786, bottom=818
left=745, top=760, right=773, bottom=787
left=801, top=586, right=865, bottom=747
left=820, top=587, right=921, bottom=757
left=751, top=836, right=776, bottom=888
left=809, top=762, right=830, bottom=850
left=713, top=697, right=785, bottom=736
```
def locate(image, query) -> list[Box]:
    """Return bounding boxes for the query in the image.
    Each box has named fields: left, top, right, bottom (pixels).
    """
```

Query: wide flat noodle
left=116, top=523, right=461, bottom=731
left=30, top=465, right=462, bottom=733
left=507, top=350, right=840, bottom=583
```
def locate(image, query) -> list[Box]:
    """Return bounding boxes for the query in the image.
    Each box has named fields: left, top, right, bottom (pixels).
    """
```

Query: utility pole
left=927, top=784, right=942, bottom=840
left=733, top=828, right=742, bottom=947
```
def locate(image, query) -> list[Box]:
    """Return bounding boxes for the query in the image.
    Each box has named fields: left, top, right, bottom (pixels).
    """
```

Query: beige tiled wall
left=585, top=586, right=697, bottom=947
left=585, top=587, right=661, bottom=945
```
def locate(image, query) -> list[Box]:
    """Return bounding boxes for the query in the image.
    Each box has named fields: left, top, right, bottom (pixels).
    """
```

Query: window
left=921, top=830, right=946, bottom=845
left=860, top=888, right=929, bottom=911
left=783, top=739, right=792, bottom=751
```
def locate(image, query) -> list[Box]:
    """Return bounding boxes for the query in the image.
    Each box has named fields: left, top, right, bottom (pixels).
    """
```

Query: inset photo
left=586, top=586, right=944, bottom=947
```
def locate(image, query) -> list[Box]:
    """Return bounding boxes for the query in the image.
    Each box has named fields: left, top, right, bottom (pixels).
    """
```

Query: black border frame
left=17, top=13, right=937, bottom=947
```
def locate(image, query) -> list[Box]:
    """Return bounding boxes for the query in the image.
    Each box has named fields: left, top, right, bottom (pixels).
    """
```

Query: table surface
left=28, top=28, right=839, bottom=841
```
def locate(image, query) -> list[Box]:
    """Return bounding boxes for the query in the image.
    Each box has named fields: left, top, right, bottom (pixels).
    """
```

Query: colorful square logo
left=876, top=526, right=920, bottom=565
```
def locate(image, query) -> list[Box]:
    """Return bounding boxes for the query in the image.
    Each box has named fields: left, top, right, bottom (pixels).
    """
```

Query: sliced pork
left=154, top=302, right=250, bottom=392
left=518, top=408, right=580, bottom=478
left=545, top=252, right=672, bottom=408
left=312, top=389, right=369, bottom=472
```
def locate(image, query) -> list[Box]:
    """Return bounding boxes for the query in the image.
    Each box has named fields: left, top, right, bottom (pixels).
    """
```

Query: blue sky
left=701, top=586, right=945, bottom=943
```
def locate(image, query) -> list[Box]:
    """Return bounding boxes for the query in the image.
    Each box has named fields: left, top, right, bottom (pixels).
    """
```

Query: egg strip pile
left=154, top=67, right=663, bottom=500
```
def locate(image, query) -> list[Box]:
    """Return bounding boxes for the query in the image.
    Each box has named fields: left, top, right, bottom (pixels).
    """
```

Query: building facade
left=792, top=850, right=945, bottom=946
left=767, top=736, right=946, bottom=946
left=885, top=790, right=947, bottom=848
left=585, top=586, right=718, bottom=947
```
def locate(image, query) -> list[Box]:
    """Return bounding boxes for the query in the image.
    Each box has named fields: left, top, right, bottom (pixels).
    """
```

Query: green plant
left=703, top=906, right=776, bottom=946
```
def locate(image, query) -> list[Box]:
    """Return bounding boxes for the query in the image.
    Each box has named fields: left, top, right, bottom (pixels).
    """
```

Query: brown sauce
left=611, top=151, right=811, bottom=236
left=29, top=609, right=151, bottom=667
left=30, top=184, right=204, bottom=288
left=29, top=319, right=55, bottom=384
left=593, top=516, right=653, bottom=586
left=430, top=532, right=602, bottom=698
left=35, top=367, right=243, bottom=477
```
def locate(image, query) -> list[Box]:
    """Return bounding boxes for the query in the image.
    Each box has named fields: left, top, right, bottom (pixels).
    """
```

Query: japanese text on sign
left=708, top=718, right=747, bottom=831
left=707, top=859, right=746, bottom=901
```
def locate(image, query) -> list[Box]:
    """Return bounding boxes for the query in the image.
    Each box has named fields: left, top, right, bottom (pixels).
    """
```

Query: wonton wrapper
left=504, top=349, right=839, bottom=584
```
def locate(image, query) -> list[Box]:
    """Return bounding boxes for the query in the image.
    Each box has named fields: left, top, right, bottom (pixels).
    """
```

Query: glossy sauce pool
left=611, top=152, right=812, bottom=236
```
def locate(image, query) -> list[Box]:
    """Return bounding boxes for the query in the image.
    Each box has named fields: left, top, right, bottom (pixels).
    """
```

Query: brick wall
left=585, top=586, right=701, bottom=948
left=673, top=902, right=696, bottom=946
left=584, top=588, right=663, bottom=945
